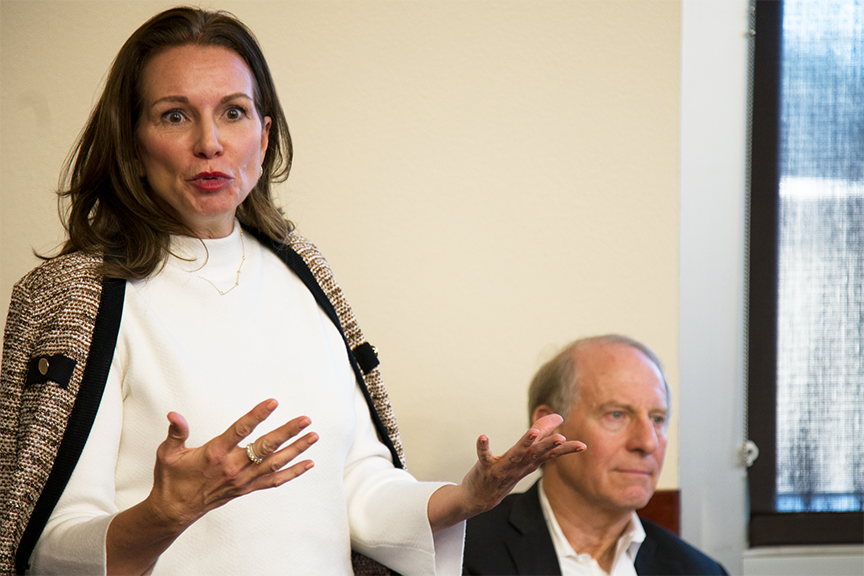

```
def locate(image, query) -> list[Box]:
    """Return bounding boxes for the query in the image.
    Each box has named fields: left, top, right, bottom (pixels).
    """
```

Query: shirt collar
left=537, top=477, right=646, bottom=574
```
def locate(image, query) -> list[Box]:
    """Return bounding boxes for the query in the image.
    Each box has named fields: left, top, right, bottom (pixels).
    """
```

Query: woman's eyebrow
left=220, top=92, right=253, bottom=104
left=148, top=93, right=252, bottom=108
left=150, top=95, right=189, bottom=107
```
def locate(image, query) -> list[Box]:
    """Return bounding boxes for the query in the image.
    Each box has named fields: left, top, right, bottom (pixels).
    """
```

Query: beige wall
left=0, top=0, right=681, bottom=489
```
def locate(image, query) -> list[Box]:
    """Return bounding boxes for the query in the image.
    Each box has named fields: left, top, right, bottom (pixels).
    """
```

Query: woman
left=0, top=7, right=584, bottom=576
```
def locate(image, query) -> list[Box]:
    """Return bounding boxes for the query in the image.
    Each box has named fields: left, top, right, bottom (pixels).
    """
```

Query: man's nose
left=627, top=415, right=660, bottom=454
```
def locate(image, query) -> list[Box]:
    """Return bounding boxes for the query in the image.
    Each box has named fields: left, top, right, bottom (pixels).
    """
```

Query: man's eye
left=610, top=411, right=623, bottom=419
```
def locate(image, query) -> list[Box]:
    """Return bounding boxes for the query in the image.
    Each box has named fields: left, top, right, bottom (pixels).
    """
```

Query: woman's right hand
left=147, top=398, right=317, bottom=530
left=106, top=399, right=317, bottom=575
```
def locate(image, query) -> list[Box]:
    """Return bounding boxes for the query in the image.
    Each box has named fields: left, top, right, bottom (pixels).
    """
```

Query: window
left=747, top=0, right=863, bottom=546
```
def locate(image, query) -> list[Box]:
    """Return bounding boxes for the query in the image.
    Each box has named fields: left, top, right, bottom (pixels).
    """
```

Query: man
left=463, top=335, right=727, bottom=575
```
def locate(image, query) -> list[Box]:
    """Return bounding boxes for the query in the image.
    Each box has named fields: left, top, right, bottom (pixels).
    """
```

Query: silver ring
left=245, top=443, right=263, bottom=464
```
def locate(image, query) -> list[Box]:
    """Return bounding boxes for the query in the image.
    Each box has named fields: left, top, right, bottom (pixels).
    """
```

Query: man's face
left=541, top=343, right=668, bottom=517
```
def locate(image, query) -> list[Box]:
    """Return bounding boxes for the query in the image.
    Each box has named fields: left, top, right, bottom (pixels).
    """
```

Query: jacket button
left=38, top=358, right=49, bottom=375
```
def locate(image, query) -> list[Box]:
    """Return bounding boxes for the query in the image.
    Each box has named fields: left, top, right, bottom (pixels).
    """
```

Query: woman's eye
left=163, top=111, right=185, bottom=124
left=225, top=107, right=245, bottom=120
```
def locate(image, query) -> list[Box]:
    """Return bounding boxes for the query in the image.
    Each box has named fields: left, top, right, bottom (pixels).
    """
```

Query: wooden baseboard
left=637, top=489, right=680, bottom=535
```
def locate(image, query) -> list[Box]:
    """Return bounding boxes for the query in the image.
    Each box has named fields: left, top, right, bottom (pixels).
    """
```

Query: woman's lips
left=189, top=172, right=232, bottom=191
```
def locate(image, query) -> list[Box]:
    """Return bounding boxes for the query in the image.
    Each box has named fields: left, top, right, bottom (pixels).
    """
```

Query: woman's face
left=137, top=44, right=271, bottom=238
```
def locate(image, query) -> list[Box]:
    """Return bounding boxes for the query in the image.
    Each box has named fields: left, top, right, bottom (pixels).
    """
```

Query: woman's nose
left=193, top=119, right=223, bottom=158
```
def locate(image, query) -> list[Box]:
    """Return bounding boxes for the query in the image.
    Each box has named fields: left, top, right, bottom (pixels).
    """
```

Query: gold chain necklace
left=197, top=227, right=246, bottom=296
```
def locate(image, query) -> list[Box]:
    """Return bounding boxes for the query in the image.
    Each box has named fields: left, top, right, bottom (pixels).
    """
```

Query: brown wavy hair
left=53, top=6, right=294, bottom=279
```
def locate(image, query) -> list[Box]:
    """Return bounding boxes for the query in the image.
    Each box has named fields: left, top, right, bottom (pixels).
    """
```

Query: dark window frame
left=746, top=0, right=864, bottom=547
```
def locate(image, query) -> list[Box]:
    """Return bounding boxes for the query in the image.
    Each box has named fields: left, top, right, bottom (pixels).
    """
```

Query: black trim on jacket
left=249, top=229, right=401, bottom=469
left=16, top=277, right=126, bottom=574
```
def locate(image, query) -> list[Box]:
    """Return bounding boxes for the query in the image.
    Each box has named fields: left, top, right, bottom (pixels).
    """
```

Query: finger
left=205, top=459, right=317, bottom=510
left=569, top=440, right=588, bottom=452
left=220, top=398, right=279, bottom=448
left=264, top=431, right=319, bottom=472
left=155, top=412, right=190, bottom=465
left=507, top=414, right=566, bottom=458
left=481, top=427, right=547, bottom=469
left=475, top=435, right=494, bottom=465
left=503, top=426, right=545, bottom=461
left=252, top=415, right=312, bottom=460
left=530, top=437, right=587, bottom=466
left=531, top=413, right=565, bottom=438
left=504, top=430, right=573, bottom=468
left=247, top=459, right=315, bottom=492
left=164, top=412, right=190, bottom=449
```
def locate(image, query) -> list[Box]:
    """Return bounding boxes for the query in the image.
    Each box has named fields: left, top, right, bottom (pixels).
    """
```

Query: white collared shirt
left=538, top=478, right=646, bottom=576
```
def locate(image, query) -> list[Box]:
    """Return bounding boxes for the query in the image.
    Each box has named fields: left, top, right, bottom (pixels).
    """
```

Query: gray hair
left=527, top=334, right=671, bottom=425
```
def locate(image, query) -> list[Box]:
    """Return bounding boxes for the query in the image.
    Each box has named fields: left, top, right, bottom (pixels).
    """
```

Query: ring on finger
left=245, top=443, right=263, bottom=464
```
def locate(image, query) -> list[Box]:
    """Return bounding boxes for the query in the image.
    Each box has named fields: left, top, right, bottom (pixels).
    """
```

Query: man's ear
left=532, top=405, right=556, bottom=426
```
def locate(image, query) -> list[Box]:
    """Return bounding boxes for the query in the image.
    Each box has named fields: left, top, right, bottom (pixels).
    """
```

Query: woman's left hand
left=427, top=413, right=586, bottom=532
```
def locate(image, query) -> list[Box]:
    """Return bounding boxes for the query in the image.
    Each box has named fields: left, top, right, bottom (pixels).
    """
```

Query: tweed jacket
left=0, top=230, right=403, bottom=576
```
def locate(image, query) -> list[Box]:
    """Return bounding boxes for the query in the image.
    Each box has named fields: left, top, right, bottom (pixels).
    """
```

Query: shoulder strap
left=15, top=277, right=125, bottom=574
left=247, top=228, right=404, bottom=470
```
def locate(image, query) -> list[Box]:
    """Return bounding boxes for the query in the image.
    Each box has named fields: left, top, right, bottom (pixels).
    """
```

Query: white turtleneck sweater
left=30, top=224, right=464, bottom=575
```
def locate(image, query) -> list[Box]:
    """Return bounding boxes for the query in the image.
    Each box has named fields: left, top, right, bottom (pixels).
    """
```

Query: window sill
left=742, top=545, right=864, bottom=576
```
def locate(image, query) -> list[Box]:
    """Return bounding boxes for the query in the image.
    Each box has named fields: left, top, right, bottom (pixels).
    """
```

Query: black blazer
left=464, top=481, right=728, bottom=576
